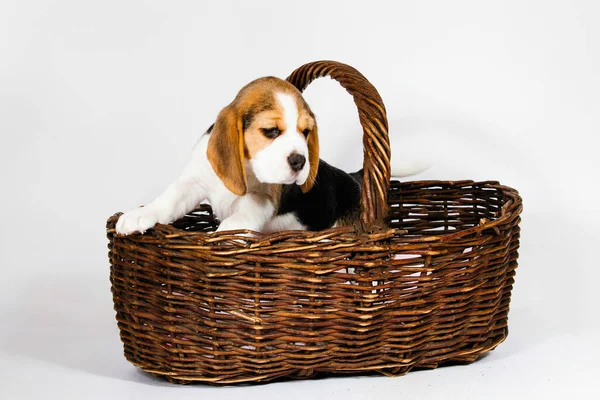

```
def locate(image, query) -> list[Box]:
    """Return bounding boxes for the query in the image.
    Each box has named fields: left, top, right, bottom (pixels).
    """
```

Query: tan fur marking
left=267, top=184, right=283, bottom=211
left=244, top=111, right=284, bottom=159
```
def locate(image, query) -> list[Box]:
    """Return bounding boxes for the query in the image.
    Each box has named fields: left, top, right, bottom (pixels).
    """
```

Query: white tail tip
left=390, top=159, right=432, bottom=177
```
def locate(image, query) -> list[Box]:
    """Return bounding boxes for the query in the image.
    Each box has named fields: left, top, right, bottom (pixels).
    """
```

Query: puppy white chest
left=192, top=135, right=239, bottom=221
left=194, top=134, right=273, bottom=226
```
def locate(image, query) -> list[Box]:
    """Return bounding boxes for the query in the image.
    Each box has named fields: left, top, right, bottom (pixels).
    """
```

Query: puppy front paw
left=215, top=218, right=242, bottom=233
left=215, top=217, right=259, bottom=234
left=116, top=206, right=161, bottom=235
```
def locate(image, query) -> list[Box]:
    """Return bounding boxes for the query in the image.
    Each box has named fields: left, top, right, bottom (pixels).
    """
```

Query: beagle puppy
left=116, top=77, right=425, bottom=235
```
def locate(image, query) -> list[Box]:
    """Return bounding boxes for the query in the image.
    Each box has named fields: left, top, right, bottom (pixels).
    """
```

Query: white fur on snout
left=250, top=93, right=310, bottom=185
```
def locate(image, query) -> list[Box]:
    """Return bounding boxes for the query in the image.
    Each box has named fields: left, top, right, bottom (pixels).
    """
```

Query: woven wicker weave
left=106, top=61, right=522, bottom=384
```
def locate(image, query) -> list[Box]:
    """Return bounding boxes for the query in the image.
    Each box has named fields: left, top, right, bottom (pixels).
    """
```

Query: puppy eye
left=261, top=127, right=280, bottom=139
left=302, top=128, right=310, bottom=137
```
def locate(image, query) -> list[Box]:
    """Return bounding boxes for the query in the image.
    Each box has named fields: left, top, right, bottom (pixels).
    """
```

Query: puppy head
left=207, top=77, right=318, bottom=196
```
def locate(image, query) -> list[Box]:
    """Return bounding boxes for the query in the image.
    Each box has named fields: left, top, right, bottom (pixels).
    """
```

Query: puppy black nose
left=288, top=153, right=306, bottom=172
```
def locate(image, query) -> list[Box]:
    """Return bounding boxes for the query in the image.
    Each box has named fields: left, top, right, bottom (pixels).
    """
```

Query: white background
left=1, top=0, right=599, bottom=399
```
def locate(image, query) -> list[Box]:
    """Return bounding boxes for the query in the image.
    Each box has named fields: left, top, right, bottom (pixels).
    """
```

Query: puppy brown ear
left=207, top=106, right=247, bottom=196
left=300, top=126, right=319, bottom=193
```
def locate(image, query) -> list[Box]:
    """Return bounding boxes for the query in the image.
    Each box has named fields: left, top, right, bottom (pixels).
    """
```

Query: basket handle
left=286, top=61, right=391, bottom=232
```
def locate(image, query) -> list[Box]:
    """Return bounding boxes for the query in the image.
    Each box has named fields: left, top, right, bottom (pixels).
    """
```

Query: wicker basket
left=106, top=61, right=522, bottom=384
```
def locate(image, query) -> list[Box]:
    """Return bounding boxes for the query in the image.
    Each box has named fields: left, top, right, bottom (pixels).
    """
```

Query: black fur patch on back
left=277, top=160, right=362, bottom=231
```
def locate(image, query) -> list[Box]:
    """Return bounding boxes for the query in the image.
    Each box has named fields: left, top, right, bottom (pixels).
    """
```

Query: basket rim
left=107, top=180, right=522, bottom=246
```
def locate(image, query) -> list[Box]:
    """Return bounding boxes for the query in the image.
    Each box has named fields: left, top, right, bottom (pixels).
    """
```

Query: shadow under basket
left=106, top=61, right=523, bottom=385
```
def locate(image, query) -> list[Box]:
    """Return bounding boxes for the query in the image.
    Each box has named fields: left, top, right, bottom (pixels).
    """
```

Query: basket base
left=129, top=333, right=506, bottom=385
